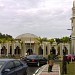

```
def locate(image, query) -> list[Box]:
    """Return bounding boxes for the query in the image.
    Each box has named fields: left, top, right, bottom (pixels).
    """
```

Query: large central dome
left=15, top=33, right=38, bottom=39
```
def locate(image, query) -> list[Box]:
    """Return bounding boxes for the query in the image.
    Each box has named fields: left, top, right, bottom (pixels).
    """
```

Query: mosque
left=0, top=0, right=75, bottom=58
left=0, top=33, right=70, bottom=58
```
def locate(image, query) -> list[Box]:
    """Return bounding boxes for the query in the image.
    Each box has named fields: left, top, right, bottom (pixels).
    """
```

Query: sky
left=0, top=0, right=74, bottom=38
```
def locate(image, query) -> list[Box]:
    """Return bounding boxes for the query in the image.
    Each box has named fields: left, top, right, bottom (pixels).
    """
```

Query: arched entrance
left=51, top=47, right=56, bottom=55
left=1, top=46, right=7, bottom=56
left=26, top=49, right=33, bottom=55
left=46, top=46, right=48, bottom=55
left=38, top=46, right=43, bottom=55
left=9, top=46, right=12, bottom=55
left=14, top=46, right=20, bottom=55
left=63, top=46, right=68, bottom=55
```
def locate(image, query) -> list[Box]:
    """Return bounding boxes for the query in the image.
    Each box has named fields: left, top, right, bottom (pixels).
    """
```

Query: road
left=21, top=60, right=40, bottom=75
left=27, top=66, right=40, bottom=75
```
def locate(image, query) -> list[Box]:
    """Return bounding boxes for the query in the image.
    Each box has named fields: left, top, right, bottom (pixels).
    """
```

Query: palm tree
left=61, top=36, right=70, bottom=44
left=55, top=38, right=61, bottom=45
left=36, top=37, right=44, bottom=55
left=48, top=38, right=55, bottom=46
left=55, top=38, right=61, bottom=55
left=37, top=37, right=43, bottom=45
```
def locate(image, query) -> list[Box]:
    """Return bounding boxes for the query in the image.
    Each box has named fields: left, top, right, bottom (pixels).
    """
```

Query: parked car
left=24, top=55, right=47, bottom=67
left=0, top=59, right=28, bottom=75
left=66, top=54, right=75, bottom=61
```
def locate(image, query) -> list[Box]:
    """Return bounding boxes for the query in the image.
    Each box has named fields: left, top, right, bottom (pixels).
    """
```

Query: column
left=6, top=43, right=9, bottom=56
left=34, top=43, right=35, bottom=53
left=12, top=43, right=15, bottom=55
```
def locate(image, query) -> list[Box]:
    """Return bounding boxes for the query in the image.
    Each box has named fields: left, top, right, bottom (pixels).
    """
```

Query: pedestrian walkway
left=33, top=64, right=60, bottom=75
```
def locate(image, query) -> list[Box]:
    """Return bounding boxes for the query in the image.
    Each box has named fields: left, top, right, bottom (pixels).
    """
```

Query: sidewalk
left=33, top=64, right=60, bottom=75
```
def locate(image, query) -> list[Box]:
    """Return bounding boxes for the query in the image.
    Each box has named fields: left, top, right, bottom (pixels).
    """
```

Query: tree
left=36, top=37, right=44, bottom=55
left=61, top=36, right=70, bottom=43
left=48, top=39, right=55, bottom=46
left=0, top=32, right=14, bottom=43
left=37, top=37, right=43, bottom=45
left=55, top=38, right=61, bottom=45
left=42, top=37, right=48, bottom=42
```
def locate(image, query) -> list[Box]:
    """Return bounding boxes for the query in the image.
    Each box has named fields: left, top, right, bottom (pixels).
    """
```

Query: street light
left=30, top=37, right=31, bottom=49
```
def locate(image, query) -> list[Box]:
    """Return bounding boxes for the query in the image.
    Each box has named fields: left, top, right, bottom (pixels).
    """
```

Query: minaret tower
left=71, top=0, right=75, bottom=54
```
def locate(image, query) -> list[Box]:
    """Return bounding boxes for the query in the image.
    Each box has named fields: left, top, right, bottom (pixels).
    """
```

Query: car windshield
left=27, top=55, right=38, bottom=59
left=38, top=55, right=43, bottom=59
left=0, top=61, right=5, bottom=69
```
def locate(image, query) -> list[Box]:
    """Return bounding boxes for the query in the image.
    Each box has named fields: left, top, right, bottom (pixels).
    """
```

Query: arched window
left=1, top=46, right=7, bottom=55
left=38, top=46, right=43, bottom=55
left=10, top=46, right=12, bottom=54
left=15, top=46, right=20, bottom=54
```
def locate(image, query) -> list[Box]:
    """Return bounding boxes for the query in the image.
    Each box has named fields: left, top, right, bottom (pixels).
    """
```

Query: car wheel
left=37, top=62, right=40, bottom=67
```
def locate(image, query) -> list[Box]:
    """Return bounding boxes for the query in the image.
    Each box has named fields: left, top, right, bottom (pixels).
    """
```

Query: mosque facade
left=0, top=33, right=70, bottom=58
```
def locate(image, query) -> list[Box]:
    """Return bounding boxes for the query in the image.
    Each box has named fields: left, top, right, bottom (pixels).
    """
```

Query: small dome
left=15, top=33, right=38, bottom=39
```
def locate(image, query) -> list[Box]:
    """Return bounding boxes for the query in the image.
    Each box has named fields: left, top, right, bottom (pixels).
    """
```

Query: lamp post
left=30, top=38, right=31, bottom=49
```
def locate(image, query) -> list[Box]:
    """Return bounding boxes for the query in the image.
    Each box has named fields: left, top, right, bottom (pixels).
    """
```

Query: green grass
left=58, top=61, right=75, bottom=75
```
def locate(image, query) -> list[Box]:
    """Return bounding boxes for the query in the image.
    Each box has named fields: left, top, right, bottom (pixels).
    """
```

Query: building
left=71, top=0, right=75, bottom=54
left=0, top=33, right=58, bottom=58
left=15, top=33, right=39, bottom=57
left=0, top=33, right=71, bottom=58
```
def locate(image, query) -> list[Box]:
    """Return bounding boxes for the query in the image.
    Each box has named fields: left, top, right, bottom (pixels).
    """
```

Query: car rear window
left=27, top=55, right=38, bottom=59
left=38, top=55, right=43, bottom=59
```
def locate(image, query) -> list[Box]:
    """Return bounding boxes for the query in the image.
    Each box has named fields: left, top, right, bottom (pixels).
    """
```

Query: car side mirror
left=2, top=69, right=10, bottom=73
left=4, top=69, right=10, bottom=72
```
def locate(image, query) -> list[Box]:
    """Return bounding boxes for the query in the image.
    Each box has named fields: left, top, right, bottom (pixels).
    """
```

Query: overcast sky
left=0, top=0, right=74, bottom=38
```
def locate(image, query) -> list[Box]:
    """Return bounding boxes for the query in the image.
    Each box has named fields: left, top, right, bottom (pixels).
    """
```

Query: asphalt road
left=21, top=60, right=40, bottom=75
left=27, top=66, right=40, bottom=75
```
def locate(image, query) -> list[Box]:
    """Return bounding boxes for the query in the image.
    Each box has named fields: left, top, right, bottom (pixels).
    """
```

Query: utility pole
left=30, top=38, right=31, bottom=49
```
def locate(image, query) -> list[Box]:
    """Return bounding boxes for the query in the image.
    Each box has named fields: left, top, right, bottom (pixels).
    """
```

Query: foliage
left=60, top=36, right=70, bottom=43
left=48, top=38, right=55, bottom=44
left=42, top=37, right=47, bottom=41
left=37, top=36, right=71, bottom=45
left=36, top=37, right=44, bottom=44
left=0, top=32, right=14, bottom=43
left=55, top=38, right=61, bottom=45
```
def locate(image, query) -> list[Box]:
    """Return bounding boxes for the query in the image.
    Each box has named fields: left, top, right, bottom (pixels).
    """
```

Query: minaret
left=71, top=0, right=75, bottom=54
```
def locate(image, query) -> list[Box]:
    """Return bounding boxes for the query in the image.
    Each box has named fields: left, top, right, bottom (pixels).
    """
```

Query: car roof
left=26, top=54, right=43, bottom=58
left=0, top=59, right=16, bottom=62
left=27, top=54, right=43, bottom=56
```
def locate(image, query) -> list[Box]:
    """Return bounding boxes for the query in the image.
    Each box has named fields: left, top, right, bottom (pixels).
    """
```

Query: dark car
left=24, top=55, right=47, bottom=67
left=0, top=59, right=28, bottom=75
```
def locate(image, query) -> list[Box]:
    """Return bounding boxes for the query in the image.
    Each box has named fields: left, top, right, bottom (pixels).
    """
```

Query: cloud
left=0, top=0, right=73, bottom=38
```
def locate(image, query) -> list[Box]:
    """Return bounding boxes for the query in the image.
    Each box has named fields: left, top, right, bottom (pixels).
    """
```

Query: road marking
left=33, top=65, right=47, bottom=75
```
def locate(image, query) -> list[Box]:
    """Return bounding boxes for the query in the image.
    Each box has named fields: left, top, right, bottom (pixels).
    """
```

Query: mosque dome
left=15, top=33, right=38, bottom=39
